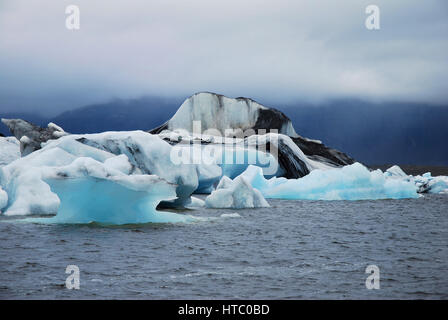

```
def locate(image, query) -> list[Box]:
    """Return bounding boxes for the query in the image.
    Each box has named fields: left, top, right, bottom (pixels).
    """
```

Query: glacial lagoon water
left=0, top=194, right=447, bottom=299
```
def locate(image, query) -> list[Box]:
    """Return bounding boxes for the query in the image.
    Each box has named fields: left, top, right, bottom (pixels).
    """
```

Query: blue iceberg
left=237, top=163, right=419, bottom=200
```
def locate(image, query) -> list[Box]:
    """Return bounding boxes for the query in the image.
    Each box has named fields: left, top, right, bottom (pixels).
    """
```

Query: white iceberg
left=152, top=92, right=298, bottom=137
left=236, top=163, right=419, bottom=200
left=33, top=158, right=191, bottom=224
left=384, top=165, right=448, bottom=194
left=205, top=175, right=270, bottom=209
left=70, top=131, right=221, bottom=207
left=0, top=131, right=219, bottom=223
left=412, top=172, right=448, bottom=194
left=0, top=150, right=192, bottom=224
left=426, top=176, right=448, bottom=194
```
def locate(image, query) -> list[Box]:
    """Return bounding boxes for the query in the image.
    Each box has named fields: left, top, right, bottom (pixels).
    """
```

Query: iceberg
left=71, top=131, right=221, bottom=207
left=384, top=165, right=448, bottom=194
left=1, top=93, right=446, bottom=221
left=205, top=175, right=270, bottom=209
left=0, top=131, right=220, bottom=222
left=2, top=93, right=356, bottom=180
left=151, top=92, right=355, bottom=168
left=35, top=158, right=190, bottom=225
left=2, top=153, right=192, bottom=224
left=411, top=172, right=448, bottom=194
left=426, top=176, right=448, bottom=194
left=150, top=92, right=298, bottom=137
left=236, top=163, right=419, bottom=200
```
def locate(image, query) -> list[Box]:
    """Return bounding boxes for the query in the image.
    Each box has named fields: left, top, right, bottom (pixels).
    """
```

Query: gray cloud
left=0, top=0, right=447, bottom=114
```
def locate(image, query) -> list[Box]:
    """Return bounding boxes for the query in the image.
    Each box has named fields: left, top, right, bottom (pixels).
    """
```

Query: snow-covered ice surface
left=205, top=175, right=270, bottom=209
left=235, top=163, right=420, bottom=200
left=0, top=136, right=20, bottom=167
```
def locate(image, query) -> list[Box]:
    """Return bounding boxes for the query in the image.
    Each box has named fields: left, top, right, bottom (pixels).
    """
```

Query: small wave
left=220, top=213, right=241, bottom=218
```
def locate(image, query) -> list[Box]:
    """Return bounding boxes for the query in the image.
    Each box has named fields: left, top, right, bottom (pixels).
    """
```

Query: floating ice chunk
left=425, top=175, right=448, bottom=194
left=17, top=157, right=193, bottom=225
left=220, top=213, right=241, bottom=218
left=71, top=131, right=220, bottom=206
left=0, top=136, right=20, bottom=167
left=0, top=130, right=223, bottom=216
left=238, top=163, right=419, bottom=200
left=205, top=175, right=270, bottom=209
left=391, top=171, right=448, bottom=194
left=39, top=165, right=187, bottom=225
left=415, top=172, right=448, bottom=194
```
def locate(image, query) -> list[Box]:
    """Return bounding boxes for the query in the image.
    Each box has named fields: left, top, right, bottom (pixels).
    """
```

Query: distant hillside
left=50, top=96, right=183, bottom=134
left=1, top=97, right=447, bottom=166
left=282, top=100, right=448, bottom=166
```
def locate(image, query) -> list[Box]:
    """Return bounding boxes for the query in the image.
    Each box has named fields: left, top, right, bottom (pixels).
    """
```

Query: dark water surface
left=1, top=194, right=447, bottom=299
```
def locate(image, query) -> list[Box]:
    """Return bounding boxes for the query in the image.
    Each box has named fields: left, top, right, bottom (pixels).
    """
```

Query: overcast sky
left=0, top=0, right=447, bottom=115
